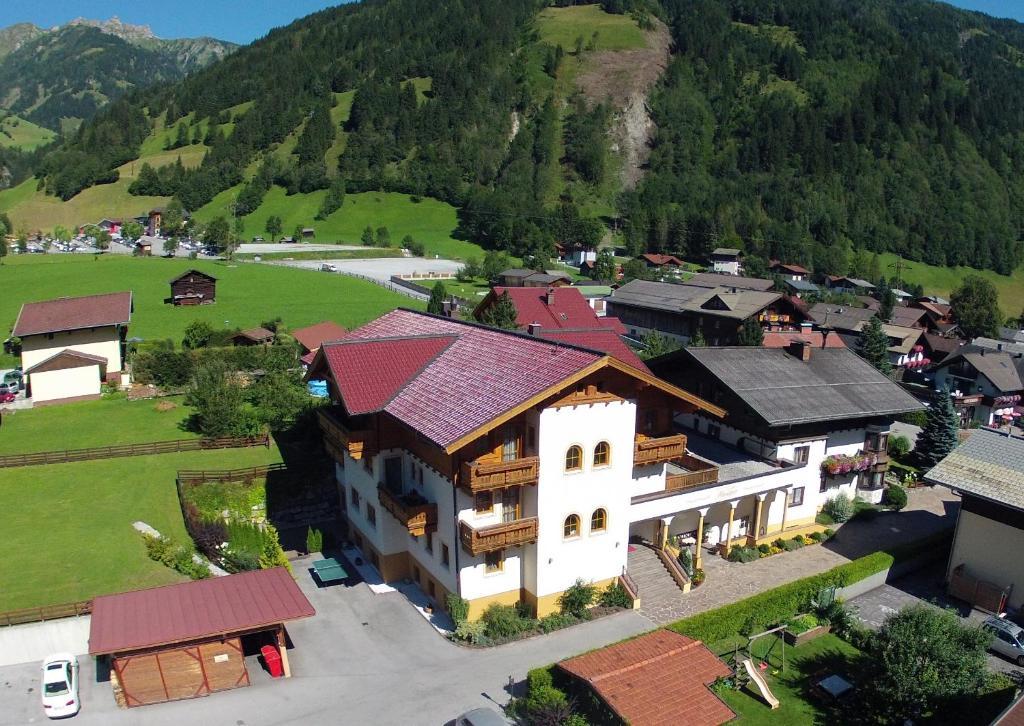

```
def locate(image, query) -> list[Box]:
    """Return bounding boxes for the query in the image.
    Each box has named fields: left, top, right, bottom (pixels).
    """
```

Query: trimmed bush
left=885, top=483, right=908, bottom=511
left=482, top=603, right=533, bottom=640
left=888, top=434, right=912, bottom=459
left=809, top=531, right=826, bottom=543
left=539, top=612, right=578, bottom=633
left=728, top=546, right=760, bottom=563
left=598, top=582, right=633, bottom=609
left=824, top=492, right=854, bottom=522
left=523, top=667, right=571, bottom=725
left=559, top=579, right=596, bottom=617
left=305, top=526, right=323, bottom=554
left=454, top=619, right=486, bottom=644
left=446, top=594, right=470, bottom=626
left=757, top=543, right=772, bottom=555
left=779, top=537, right=803, bottom=551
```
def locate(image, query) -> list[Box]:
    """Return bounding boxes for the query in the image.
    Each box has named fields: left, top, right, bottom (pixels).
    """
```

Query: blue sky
left=0, top=1, right=347, bottom=44
left=0, top=1, right=1022, bottom=45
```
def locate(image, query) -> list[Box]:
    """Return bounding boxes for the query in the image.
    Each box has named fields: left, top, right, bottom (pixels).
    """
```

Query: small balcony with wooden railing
left=459, top=517, right=539, bottom=556
left=377, top=483, right=438, bottom=537
left=634, top=434, right=687, bottom=468
left=665, top=453, right=719, bottom=492
left=317, top=408, right=377, bottom=461
left=460, top=456, right=539, bottom=492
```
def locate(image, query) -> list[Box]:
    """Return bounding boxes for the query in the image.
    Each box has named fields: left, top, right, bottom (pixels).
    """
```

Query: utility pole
left=888, top=256, right=911, bottom=291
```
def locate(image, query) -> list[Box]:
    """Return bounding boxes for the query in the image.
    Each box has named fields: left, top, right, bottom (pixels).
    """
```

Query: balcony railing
left=459, top=517, right=538, bottom=556
left=377, top=484, right=437, bottom=537
left=634, top=434, right=687, bottom=467
left=317, top=409, right=376, bottom=461
left=666, top=453, right=719, bottom=491
left=460, top=456, right=539, bottom=492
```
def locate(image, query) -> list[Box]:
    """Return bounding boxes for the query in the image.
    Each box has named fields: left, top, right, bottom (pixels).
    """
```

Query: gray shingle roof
left=807, top=303, right=875, bottom=332
left=934, top=346, right=1024, bottom=393
left=679, top=346, right=924, bottom=426
left=712, top=248, right=740, bottom=256
left=784, top=279, right=819, bottom=293
left=686, top=273, right=774, bottom=291
left=925, top=428, right=1024, bottom=511
left=889, top=307, right=927, bottom=327
left=611, top=279, right=780, bottom=320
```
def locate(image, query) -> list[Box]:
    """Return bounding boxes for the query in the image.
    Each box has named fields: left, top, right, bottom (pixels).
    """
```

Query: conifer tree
left=480, top=291, right=519, bottom=330
left=858, top=315, right=892, bottom=374
left=427, top=281, right=447, bottom=315
left=916, top=386, right=959, bottom=469
left=737, top=318, right=764, bottom=346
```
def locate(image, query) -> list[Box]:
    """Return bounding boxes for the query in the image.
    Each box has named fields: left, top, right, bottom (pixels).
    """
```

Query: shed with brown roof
left=89, top=568, right=315, bottom=708
left=169, top=269, right=217, bottom=306
left=557, top=629, right=735, bottom=726
left=232, top=327, right=275, bottom=346
left=291, top=321, right=348, bottom=355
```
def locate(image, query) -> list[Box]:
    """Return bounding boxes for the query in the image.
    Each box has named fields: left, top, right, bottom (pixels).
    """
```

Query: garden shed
left=232, top=327, right=275, bottom=346
left=89, top=568, right=315, bottom=708
left=169, top=269, right=217, bottom=306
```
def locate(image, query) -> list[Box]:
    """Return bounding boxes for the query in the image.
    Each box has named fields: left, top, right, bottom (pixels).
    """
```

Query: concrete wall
left=0, top=616, right=91, bottom=667
left=29, top=364, right=101, bottom=404
left=21, top=326, right=123, bottom=372
left=949, top=510, right=1024, bottom=610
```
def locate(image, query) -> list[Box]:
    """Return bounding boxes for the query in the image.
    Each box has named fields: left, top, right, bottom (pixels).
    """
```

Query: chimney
left=546, top=287, right=556, bottom=305
left=528, top=322, right=541, bottom=336
left=786, top=340, right=812, bottom=362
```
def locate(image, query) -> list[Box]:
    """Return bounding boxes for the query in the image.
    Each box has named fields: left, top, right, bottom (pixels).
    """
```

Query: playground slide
left=742, top=659, right=780, bottom=710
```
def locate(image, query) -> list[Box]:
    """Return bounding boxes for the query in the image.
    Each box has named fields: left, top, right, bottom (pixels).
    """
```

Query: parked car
left=320, top=263, right=338, bottom=272
left=41, top=653, right=80, bottom=718
left=252, top=236, right=265, bottom=242
left=982, top=616, right=1024, bottom=666
left=0, top=381, right=18, bottom=396
left=0, top=391, right=16, bottom=404
left=4, top=369, right=23, bottom=388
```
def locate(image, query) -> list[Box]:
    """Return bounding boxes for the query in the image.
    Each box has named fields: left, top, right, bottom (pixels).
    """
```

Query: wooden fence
left=0, top=600, right=92, bottom=627
left=0, top=434, right=270, bottom=469
left=177, top=462, right=288, bottom=486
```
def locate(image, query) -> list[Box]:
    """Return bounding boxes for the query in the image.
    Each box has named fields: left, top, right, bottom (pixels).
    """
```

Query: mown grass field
left=536, top=4, right=648, bottom=51
left=0, top=445, right=282, bottom=611
left=877, top=252, right=1024, bottom=316
left=0, top=255, right=418, bottom=346
left=0, top=395, right=197, bottom=455
left=0, top=115, right=56, bottom=150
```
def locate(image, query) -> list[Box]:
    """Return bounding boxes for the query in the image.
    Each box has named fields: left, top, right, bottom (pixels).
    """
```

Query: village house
left=572, top=282, right=614, bottom=317
left=607, top=279, right=805, bottom=346
left=232, top=328, right=276, bottom=346
left=768, top=260, right=811, bottom=281
left=473, top=286, right=644, bottom=369
left=823, top=276, right=876, bottom=295
left=13, top=291, right=132, bottom=405
left=291, top=320, right=348, bottom=366
left=783, top=278, right=819, bottom=298
left=930, top=345, right=1024, bottom=427
left=168, top=269, right=217, bottom=306
left=497, top=268, right=572, bottom=288
left=912, top=298, right=960, bottom=337
left=710, top=248, right=742, bottom=275
left=685, top=272, right=774, bottom=291
left=926, top=427, right=1024, bottom=613
left=640, top=253, right=685, bottom=275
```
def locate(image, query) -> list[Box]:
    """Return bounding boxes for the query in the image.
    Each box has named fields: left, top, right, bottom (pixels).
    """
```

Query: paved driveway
left=0, top=554, right=651, bottom=725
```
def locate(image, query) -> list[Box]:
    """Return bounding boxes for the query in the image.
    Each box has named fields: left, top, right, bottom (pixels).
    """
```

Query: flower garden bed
left=783, top=613, right=832, bottom=647
left=727, top=528, right=835, bottom=563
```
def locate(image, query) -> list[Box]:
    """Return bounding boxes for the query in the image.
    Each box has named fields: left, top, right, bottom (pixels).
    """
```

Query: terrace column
left=724, top=500, right=740, bottom=556
left=780, top=488, right=791, bottom=535
left=659, top=515, right=675, bottom=550
left=277, top=627, right=292, bottom=678
left=695, top=507, right=709, bottom=571
left=752, top=492, right=768, bottom=544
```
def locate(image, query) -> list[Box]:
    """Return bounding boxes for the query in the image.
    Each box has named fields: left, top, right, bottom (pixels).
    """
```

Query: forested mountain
left=23, top=0, right=1024, bottom=277
left=0, top=20, right=235, bottom=131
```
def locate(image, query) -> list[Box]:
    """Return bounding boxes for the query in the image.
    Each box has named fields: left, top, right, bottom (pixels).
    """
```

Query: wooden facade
left=170, top=270, right=217, bottom=306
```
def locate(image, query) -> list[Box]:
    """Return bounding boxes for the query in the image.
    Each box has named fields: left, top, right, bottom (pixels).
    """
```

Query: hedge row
left=669, top=531, right=951, bottom=643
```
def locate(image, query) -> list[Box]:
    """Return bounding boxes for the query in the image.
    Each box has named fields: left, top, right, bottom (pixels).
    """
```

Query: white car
left=41, top=653, right=80, bottom=718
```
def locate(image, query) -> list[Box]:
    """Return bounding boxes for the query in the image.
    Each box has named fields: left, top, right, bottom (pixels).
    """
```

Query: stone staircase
left=627, top=544, right=688, bottom=623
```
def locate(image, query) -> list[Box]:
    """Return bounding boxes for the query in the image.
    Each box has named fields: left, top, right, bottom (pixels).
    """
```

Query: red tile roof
left=291, top=321, right=348, bottom=352
left=481, top=286, right=626, bottom=334
left=763, top=330, right=846, bottom=349
left=321, top=310, right=603, bottom=448
left=89, top=568, right=315, bottom=655
left=538, top=329, right=648, bottom=371
left=558, top=630, right=734, bottom=726
left=641, top=253, right=684, bottom=266
left=322, top=335, right=457, bottom=414
left=13, top=291, right=132, bottom=337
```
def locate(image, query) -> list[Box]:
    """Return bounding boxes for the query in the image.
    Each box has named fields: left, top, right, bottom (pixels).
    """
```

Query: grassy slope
left=877, top=252, right=1024, bottom=316
left=536, top=5, right=647, bottom=50
left=0, top=255, right=419, bottom=343
left=0, top=445, right=282, bottom=610
left=0, top=395, right=197, bottom=454
left=0, top=114, right=56, bottom=150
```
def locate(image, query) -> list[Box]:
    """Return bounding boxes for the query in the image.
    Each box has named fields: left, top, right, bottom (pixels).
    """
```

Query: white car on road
left=41, top=653, right=80, bottom=718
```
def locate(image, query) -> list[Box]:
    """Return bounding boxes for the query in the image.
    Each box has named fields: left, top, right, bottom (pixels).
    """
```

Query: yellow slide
left=742, top=659, right=780, bottom=710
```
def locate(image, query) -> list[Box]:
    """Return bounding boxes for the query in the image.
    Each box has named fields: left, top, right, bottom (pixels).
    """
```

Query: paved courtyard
left=638, top=486, right=960, bottom=624
left=0, top=554, right=650, bottom=726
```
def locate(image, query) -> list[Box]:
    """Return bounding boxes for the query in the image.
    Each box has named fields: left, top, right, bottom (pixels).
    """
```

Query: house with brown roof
left=930, top=345, right=1024, bottom=427
left=169, top=269, right=216, bottom=306
left=558, top=630, right=735, bottom=726
left=498, top=268, right=572, bottom=288
left=232, top=328, right=276, bottom=346
left=13, top=291, right=132, bottom=404
left=640, top=253, right=685, bottom=273
left=768, top=260, right=811, bottom=281
left=291, top=321, right=348, bottom=365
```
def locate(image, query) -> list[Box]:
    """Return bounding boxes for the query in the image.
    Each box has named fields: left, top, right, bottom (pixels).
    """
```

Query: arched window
left=563, top=514, right=581, bottom=539
left=565, top=445, right=583, bottom=472
left=591, top=508, right=607, bottom=533
left=593, top=441, right=610, bottom=467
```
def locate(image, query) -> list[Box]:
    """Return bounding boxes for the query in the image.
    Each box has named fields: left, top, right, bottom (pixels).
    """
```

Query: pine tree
left=916, top=386, right=959, bottom=469
left=858, top=315, right=892, bottom=374
left=878, top=281, right=896, bottom=322
left=480, top=291, right=519, bottom=330
left=737, top=318, right=764, bottom=346
left=361, top=225, right=374, bottom=246
left=427, top=281, right=447, bottom=315
left=689, top=328, right=706, bottom=347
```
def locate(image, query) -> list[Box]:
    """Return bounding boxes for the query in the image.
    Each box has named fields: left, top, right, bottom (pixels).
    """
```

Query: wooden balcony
left=377, top=484, right=437, bottom=537
left=459, top=517, right=538, bottom=556
left=634, top=434, right=687, bottom=467
left=460, top=456, right=539, bottom=492
left=318, top=409, right=376, bottom=461
left=666, top=454, right=719, bottom=492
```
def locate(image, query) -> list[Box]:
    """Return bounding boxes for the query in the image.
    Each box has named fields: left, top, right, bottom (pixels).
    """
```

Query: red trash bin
left=261, top=644, right=283, bottom=678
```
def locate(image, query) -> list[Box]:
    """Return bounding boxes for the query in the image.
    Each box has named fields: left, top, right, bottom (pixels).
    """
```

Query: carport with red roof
left=89, top=568, right=315, bottom=708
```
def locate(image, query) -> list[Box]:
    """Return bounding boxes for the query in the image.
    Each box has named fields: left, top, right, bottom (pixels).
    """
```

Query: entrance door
left=502, top=488, right=520, bottom=523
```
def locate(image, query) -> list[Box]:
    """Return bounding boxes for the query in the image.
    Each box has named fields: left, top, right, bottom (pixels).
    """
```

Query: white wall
left=28, top=364, right=101, bottom=403
left=21, top=326, right=123, bottom=372
left=950, top=510, right=1024, bottom=610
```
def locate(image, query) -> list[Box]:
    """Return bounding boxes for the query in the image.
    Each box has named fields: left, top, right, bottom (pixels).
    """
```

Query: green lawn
left=0, top=395, right=198, bottom=454
left=536, top=4, right=648, bottom=51
left=877, top=252, right=1024, bottom=317
left=712, top=634, right=862, bottom=725
left=0, top=115, right=56, bottom=150
left=0, top=255, right=418, bottom=346
left=0, top=445, right=282, bottom=611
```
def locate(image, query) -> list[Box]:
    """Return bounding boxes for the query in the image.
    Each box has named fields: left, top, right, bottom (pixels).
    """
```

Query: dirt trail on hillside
left=576, top=20, right=672, bottom=189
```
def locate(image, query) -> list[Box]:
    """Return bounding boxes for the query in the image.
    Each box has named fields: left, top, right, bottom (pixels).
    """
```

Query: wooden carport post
left=277, top=627, right=291, bottom=678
